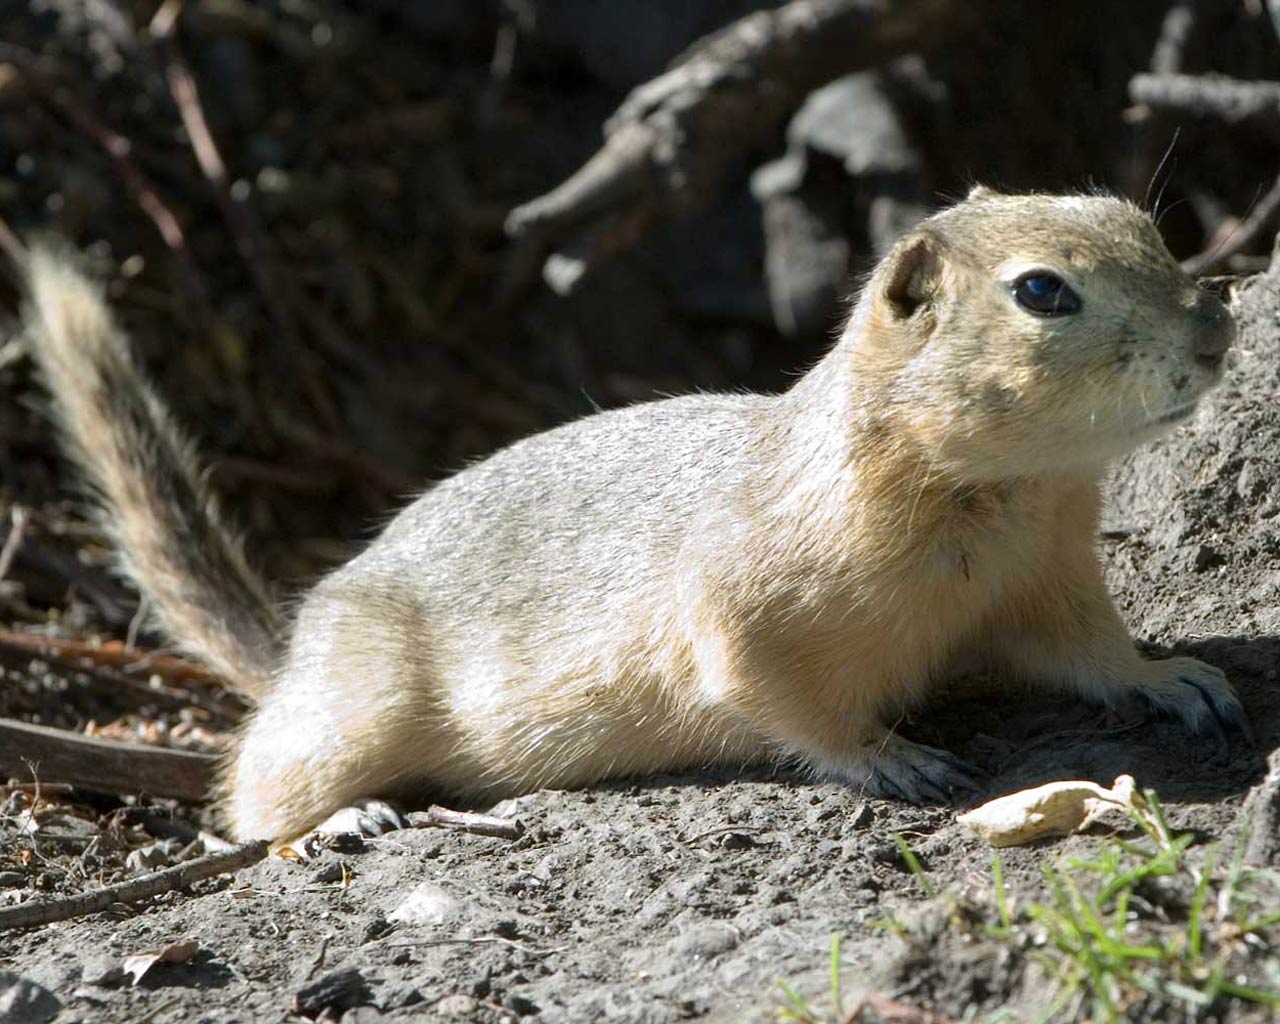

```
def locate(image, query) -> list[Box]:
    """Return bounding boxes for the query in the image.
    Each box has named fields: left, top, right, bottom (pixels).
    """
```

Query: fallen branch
left=505, top=0, right=968, bottom=268
left=406, top=805, right=525, bottom=840
left=0, top=838, right=266, bottom=931
left=1181, top=171, right=1280, bottom=277
left=0, top=628, right=243, bottom=722
left=0, top=718, right=216, bottom=803
left=0, top=626, right=223, bottom=686
left=1129, top=72, right=1280, bottom=127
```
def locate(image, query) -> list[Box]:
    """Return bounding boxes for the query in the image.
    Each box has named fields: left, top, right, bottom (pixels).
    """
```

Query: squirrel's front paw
left=857, top=735, right=987, bottom=805
left=281, top=798, right=409, bottom=857
left=1131, top=657, right=1251, bottom=746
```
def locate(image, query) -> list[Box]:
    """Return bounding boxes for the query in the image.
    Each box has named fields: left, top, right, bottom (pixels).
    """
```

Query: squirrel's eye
left=1012, top=272, right=1081, bottom=316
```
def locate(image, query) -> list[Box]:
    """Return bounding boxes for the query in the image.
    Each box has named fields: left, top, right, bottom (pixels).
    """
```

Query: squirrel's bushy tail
left=22, top=246, right=279, bottom=698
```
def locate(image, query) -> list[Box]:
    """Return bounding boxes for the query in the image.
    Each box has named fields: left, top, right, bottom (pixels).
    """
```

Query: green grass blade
left=1187, top=848, right=1218, bottom=961
left=893, top=832, right=934, bottom=898
left=828, top=934, right=841, bottom=1018
left=992, top=851, right=1012, bottom=932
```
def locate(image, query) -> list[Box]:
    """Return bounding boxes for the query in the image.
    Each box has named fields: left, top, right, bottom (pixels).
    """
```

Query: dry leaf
left=956, top=774, right=1135, bottom=847
left=122, top=941, right=198, bottom=985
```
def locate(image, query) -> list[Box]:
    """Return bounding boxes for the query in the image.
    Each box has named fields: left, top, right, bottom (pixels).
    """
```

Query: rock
left=125, top=838, right=184, bottom=873
left=309, top=860, right=350, bottom=885
left=753, top=68, right=931, bottom=338
left=435, top=993, right=479, bottom=1017
left=383, top=983, right=425, bottom=1008
left=669, top=922, right=740, bottom=959
left=717, top=831, right=756, bottom=850
left=869, top=841, right=902, bottom=866
left=292, top=966, right=371, bottom=1020
left=752, top=180, right=851, bottom=339
left=0, top=972, right=61, bottom=1024
left=645, top=184, right=772, bottom=326
left=848, top=802, right=875, bottom=829
left=505, top=993, right=541, bottom=1016
left=80, top=956, right=129, bottom=988
left=362, top=915, right=394, bottom=942
left=386, top=882, right=461, bottom=927
left=1193, top=543, right=1225, bottom=572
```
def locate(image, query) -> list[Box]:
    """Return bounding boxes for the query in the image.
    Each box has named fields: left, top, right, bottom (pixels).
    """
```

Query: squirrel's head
left=843, top=187, right=1233, bottom=479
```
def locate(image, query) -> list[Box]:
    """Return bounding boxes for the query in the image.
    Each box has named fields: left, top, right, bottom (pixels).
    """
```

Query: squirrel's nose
left=1191, top=294, right=1234, bottom=369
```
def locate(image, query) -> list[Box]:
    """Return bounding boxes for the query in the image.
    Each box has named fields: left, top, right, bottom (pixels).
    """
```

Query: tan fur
left=22, top=247, right=280, bottom=696
left=23, top=191, right=1242, bottom=842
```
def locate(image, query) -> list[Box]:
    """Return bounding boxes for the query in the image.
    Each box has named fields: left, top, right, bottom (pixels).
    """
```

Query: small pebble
left=1194, top=543, right=1225, bottom=572
left=436, top=994, right=478, bottom=1017
left=292, top=966, right=370, bottom=1020
left=0, top=971, right=61, bottom=1024
left=387, top=882, right=460, bottom=927
left=848, top=802, right=875, bottom=829
left=506, top=993, right=540, bottom=1016
left=718, top=831, right=756, bottom=850
left=308, top=861, right=349, bottom=885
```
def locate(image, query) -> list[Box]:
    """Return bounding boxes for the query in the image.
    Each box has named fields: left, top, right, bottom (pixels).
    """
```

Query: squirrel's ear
left=878, top=232, right=944, bottom=320
left=967, top=184, right=999, bottom=201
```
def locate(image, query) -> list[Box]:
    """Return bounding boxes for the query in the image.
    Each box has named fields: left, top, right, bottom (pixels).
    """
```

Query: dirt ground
left=3, top=3, right=1280, bottom=1023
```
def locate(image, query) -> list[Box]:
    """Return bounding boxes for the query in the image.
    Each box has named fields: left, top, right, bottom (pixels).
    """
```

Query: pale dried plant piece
left=957, top=775, right=1137, bottom=848
left=122, top=940, right=198, bottom=985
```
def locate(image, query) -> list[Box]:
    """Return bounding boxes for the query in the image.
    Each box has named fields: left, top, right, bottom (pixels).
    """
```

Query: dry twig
left=1181, top=171, right=1280, bottom=276
left=0, top=839, right=267, bottom=931
left=0, top=626, right=224, bottom=686
left=406, top=805, right=525, bottom=840
left=1129, top=72, right=1280, bottom=126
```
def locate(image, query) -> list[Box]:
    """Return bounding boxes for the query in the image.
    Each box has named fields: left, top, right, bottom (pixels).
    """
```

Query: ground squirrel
left=22, top=187, right=1247, bottom=842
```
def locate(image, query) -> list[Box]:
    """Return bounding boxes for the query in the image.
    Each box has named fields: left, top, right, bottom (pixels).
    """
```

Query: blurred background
left=0, top=0, right=1277, bottom=626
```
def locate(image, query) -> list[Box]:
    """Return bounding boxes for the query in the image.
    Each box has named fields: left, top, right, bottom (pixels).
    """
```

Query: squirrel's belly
left=435, top=645, right=770, bottom=793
